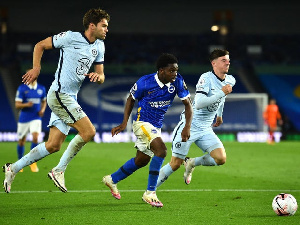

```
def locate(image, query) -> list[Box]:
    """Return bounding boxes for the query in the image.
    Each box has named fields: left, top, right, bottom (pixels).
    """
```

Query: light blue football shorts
left=171, top=121, right=224, bottom=159
left=132, top=120, right=161, bottom=157
left=47, top=91, right=87, bottom=135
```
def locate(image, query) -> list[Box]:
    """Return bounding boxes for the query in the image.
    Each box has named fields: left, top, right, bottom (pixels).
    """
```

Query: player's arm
left=84, top=64, right=105, bottom=84
left=181, top=97, right=192, bottom=142
left=15, top=101, right=33, bottom=109
left=111, top=94, right=135, bottom=136
left=195, top=84, right=232, bottom=110
left=38, top=99, right=47, bottom=117
left=213, top=102, right=224, bottom=127
left=22, top=37, right=53, bottom=85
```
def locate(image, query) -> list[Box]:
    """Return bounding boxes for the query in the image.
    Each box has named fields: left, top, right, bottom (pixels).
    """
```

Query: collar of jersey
left=28, top=83, right=37, bottom=90
left=80, top=32, right=95, bottom=44
left=212, top=70, right=226, bottom=82
left=155, top=73, right=171, bottom=88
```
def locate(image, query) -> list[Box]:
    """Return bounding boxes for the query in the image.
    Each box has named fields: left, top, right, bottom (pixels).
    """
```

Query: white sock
left=53, top=134, right=86, bottom=172
left=194, top=154, right=217, bottom=166
left=156, top=163, right=174, bottom=188
left=11, top=142, right=50, bottom=173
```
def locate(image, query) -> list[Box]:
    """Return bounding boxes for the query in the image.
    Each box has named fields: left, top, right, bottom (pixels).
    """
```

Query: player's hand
left=38, top=110, right=45, bottom=117
left=222, top=84, right=232, bottom=95
left=22, top=68, right=40, bottom=85
left=213, top=117, right=223, bottom=127
left=27, top=102, right=34, bottom=108
left=111, top=123, right=127, bottom=137
left=84, top=72, right=104, bottom=83
left=181, top=126, right=190, bottom=142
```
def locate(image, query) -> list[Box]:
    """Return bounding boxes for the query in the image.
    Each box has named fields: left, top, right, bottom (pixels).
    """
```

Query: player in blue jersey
left=15, top=79, right=47, bottom=172
left=157, top=49, right=235, bottom=188
left=102, top=53, right=192, bottom=207
left=3, top=8, right=110, bottom=193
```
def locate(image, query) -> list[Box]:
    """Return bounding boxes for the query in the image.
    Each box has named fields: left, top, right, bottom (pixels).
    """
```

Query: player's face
left=94, top=19, right=109, bottom=40
left=213, top=55, right=230, bottom=74
left=158, top=63, right=178, bottom=84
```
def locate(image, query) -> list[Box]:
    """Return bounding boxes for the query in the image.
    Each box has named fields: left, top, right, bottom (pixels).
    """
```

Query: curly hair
left=83, top=8, right=110, bottom=30
left=156, top=53, right=178, bottom=70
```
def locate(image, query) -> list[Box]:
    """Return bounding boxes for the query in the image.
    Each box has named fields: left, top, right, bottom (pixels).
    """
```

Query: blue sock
left=111, top=158, right=140, bottom=183
left=31, top=142, right=38, bottom=150
left=17, top=145, right=25, bottom=159
left=147, top=156, right=164, bottom=191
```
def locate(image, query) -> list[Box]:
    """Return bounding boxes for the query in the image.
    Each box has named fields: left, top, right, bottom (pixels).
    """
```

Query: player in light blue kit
left=15, top=79, right=47, bottom=172
left=157, top=49, right=235, bottom=188
left=3, top=8, right=110, bottom=193
left=103, top=53, right=192, bottom=207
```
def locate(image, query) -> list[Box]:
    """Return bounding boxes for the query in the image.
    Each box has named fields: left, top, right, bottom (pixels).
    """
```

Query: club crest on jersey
left=168, top=85, right=175, bottom=93
left=92, top=49, right=97, bottom=56
left=175, top=142, right=181, bottom=148
left=37, top=89, right=43, bottom=95
left=76, top=107, right=83, bottom=113
left=151, top=129, right=157, bottom=134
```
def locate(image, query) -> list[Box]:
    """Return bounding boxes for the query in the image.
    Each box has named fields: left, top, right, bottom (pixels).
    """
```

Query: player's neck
left=84, top=30, right=96, bottom=43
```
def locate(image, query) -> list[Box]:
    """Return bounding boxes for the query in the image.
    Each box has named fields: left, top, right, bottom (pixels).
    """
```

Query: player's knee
left=155, top=148, right=167, bottom=158
left=80, top=127, right=96, bottom=142
left=215, top=156, right=226, bottom=165
left=45, top=141, right=62, bottom=153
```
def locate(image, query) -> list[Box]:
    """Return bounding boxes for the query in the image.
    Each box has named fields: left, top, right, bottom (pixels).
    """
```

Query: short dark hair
left=156, top=53, right=178, bottom=70
left=209, top=49, right=229, bottom=62
left=83, top=8, right=110, bottom=30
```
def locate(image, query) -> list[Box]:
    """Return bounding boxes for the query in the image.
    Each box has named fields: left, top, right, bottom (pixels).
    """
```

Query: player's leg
left=103, top=150, right=150, bottom=200
left=157, top=120, right=193, bottom=187
left=183, top=133, right=223, bottom=185
left=16, top=122, right=29, bottom=172
left=28, top=120, right=42, bottom=172
left=2, top=126, right=65, bottom=193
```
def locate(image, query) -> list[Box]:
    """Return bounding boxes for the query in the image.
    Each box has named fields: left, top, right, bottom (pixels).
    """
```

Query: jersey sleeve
left=196, top=73, right=210, bottom=95
left=52, top=31, right=72, bottom=49
left=129, top=78, right=145, bottom=100
left=176, top=75, right=190, bottom=100
left=15, top=85, right=24, bottom=102
left=94, top=41, right=105, bottom=64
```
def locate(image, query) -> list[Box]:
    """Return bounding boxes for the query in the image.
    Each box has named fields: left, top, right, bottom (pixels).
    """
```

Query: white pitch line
left=1, top=189, right=300, bottom=194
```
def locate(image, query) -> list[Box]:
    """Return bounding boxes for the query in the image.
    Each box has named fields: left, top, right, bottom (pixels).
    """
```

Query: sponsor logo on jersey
left=149, top=100, right=171, bottom=108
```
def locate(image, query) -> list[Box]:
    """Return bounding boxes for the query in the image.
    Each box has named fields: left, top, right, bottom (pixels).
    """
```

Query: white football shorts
left=17, top=119, right=41, bottom=140
left=132, top=120, right=161, bottom=157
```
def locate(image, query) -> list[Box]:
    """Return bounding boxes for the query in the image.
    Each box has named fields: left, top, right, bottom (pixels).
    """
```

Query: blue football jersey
left=15, top=83, right=46, bottom=123
left=130, top=73, right=190, bottom=128
left=49, top=30, right=105, bottom=95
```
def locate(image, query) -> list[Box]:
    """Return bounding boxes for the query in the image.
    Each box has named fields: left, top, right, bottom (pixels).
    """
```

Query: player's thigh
left=29, top=120, right=42, bottom=134
left=132, top=121, right=161, bottom=157
left=69, top=116, right=95, bottom=141
left=47, top=91, right=87, bottom=124
left=171, top=122, right=194, bottom=159
left=195, top=132, right=224, bottom=154
left=45, top=126, right=67, bottom=152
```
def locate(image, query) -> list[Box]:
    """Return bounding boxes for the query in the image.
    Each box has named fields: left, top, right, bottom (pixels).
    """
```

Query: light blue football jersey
left=49, top=31, right=105, bottom=95
left=130, top=73, right=190, bottom=128
left=15, top=83, right=46, bottom=123
left=188, top=71, right=236, bottom=131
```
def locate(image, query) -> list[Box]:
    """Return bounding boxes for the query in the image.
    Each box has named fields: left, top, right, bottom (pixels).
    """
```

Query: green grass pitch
left=0, top=141, right=299, bottom=225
